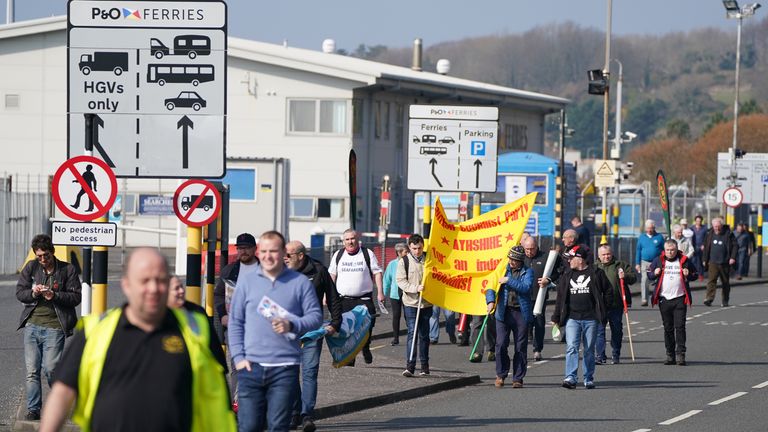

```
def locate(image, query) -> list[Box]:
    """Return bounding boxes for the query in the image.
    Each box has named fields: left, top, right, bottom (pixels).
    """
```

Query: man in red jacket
left=648, top=240, right=698, bottom=366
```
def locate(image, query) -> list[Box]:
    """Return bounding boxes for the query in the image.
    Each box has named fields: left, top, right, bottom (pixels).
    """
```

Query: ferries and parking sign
left=67, top=0, right=227, bottom=178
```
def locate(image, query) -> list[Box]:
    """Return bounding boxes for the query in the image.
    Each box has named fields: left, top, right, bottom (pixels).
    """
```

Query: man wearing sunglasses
left=16, top=234, right=81, bottom=421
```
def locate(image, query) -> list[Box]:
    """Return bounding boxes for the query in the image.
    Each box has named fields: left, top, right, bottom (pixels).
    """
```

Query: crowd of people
left=14, top=213, right=754, bottom=431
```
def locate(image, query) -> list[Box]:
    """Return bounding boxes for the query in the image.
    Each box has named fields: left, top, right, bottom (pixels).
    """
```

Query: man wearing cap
left=214, top=233, right=259, bottom=336
left=552, top=245, right=612, bottom=390
left=486, top=245, right=534, bottom=388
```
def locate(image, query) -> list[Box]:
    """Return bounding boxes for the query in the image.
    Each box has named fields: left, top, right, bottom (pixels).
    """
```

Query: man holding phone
left=16, top=234, right=81, bottom=421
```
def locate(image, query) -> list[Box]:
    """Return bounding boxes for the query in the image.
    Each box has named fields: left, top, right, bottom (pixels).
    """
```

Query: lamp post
left=722, top=0, right=761, bottom=227
left=600, top=0, right=613, bottom=245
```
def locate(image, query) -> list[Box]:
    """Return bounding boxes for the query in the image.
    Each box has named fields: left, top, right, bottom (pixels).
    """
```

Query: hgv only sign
left=67, top=0, right=227, bottom=178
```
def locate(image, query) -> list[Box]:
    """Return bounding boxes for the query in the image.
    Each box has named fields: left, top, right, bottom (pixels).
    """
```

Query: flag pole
left=409, top=292, right=423, bottom=363
left=469, top=312, right=490, bottom=360
left=620, top=277, right=636, bottom=362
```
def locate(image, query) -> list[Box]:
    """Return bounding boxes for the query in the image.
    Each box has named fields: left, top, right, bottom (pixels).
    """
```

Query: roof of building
left=498, top=151, right=560, bottom=173
left=0, top=16, right=569, bottom=112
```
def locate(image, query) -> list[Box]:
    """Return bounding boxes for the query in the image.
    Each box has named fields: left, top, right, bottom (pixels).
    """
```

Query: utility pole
left=600, top=0, right=613, bottom=245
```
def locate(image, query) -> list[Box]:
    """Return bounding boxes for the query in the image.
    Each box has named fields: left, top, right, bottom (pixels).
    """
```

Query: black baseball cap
left=562, top=244, right=589, bottom=259
left=235, top=233, right=256, bottom=247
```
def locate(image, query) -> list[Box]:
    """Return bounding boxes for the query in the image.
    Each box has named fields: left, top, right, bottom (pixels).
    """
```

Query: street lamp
left=722, top=0, right=760, bottom=227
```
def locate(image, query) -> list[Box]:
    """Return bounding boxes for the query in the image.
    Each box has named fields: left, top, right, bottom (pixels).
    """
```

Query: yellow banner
left=423, top=193, right=537, bottom=315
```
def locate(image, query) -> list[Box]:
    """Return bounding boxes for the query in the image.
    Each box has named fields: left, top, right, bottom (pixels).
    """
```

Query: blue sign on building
left=139, top=195, right=175, bottom=216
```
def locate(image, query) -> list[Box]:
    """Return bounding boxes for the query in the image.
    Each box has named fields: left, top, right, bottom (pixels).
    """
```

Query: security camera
left=624, top=131, right=637, bottom=140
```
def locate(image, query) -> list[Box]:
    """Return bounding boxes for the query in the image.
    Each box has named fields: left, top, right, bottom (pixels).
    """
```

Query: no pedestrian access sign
left=407, top=105, right=499, bottom=192
left=52, top=155, right=118, bottom=221
left=67, top=0, right=227, bottom=178
left=173, top=179, right=221, bottom=226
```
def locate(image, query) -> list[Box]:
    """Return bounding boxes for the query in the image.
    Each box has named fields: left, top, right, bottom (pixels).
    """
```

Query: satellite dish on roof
left=322, top=39, right=336, bottom=54
left=436, top=59, right=451, bottom=75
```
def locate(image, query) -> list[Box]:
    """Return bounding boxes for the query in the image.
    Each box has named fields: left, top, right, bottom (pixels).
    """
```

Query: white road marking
left=658, top=410, right=702, bottom=425
left=762, top=323, right=768, bottom=327
left=631, top=429, right=652, bottom=432
left=753, top=380, right=768, bottom=389
left=732, top=321, right=743, bottom=325
left=709, top=392, right=748, bottom=405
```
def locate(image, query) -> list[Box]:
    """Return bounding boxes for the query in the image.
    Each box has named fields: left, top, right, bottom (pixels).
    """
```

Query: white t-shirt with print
left=328, top=248, right=382, bottom=297
left=661, top=259, right=685, bottom=300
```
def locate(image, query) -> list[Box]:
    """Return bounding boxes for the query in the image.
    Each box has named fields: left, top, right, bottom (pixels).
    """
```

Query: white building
left=0, top=16, right=568, bottom=247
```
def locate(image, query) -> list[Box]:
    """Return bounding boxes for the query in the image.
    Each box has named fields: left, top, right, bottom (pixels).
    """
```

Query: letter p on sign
left=471, top=141, right=486, bottom=156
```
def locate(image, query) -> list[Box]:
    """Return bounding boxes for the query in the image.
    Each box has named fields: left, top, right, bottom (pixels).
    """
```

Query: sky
left=0, top=0, right=748, bottom=50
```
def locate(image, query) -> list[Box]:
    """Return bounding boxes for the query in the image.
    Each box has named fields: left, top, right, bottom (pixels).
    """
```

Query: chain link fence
left=0, top=175, right=51, bottom=275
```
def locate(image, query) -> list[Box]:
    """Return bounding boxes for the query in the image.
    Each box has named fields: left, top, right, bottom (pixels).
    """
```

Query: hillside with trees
left=346, top=19, right=768, bottom=188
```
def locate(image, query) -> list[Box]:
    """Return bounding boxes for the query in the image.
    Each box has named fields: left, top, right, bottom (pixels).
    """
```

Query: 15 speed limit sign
left=723, top=187, right=744, bottom=208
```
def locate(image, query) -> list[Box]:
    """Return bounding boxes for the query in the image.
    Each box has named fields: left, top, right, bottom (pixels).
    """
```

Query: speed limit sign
left=723, top=187, right=744, bottom=208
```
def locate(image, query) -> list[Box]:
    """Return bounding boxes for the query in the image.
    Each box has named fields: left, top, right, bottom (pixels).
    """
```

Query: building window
left=288, top=99, right=348, bottom=135
left=289, top=197, right=345, bottom=219
left=374, top=101, right=382, bottom=138
left=5, top=94, right=19, bottom=109
left=220, top=168, right=256, bottom=200
left=290, top=198, right=315, bottom=218
left=288, top=100, right=316, bottom=132
left=352, top=98, right=364, bottom=137
left=383, top=102, right=390, bottom=140
left=501, top=123, right=529, bottom=151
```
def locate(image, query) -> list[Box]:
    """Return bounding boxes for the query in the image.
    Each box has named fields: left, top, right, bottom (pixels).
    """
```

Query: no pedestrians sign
left=52, top=155, right=118, bottom=221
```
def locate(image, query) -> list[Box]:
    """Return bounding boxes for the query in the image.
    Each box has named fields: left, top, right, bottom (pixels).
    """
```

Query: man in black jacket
left=702, top=218, right=738, bottom=307
left=213, top=233, right=259, bottom=339
left=16, top=234, right=81, bottom=420
left=551, top=245, right=612, bottom=390
left=522, top=236, right=561, bottom=361
left=285, top=240, right=342, bottom=432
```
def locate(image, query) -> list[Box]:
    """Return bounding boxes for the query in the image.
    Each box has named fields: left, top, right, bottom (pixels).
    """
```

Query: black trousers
left=390, top=295, right=403, bottom=340
left=340, top=296, right=376, bottom=357
left=659, top=296, right=687, bottom=356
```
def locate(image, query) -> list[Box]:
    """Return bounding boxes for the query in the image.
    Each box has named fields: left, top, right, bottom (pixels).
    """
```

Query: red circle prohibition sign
left=52, top=155, right=118, bottom=222
left=173, top=179, right=221, bottom=227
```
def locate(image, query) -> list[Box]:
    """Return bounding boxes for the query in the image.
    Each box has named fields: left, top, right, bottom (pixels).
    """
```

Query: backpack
left=334, top=248, right=374, bottom=279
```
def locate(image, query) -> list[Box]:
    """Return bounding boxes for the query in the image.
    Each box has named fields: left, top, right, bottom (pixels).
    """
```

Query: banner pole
left=408, top=292, right=423, bottom=363
left=620, top=278, right=635, bottom=362
left=469, top=313, right=490, bottom=360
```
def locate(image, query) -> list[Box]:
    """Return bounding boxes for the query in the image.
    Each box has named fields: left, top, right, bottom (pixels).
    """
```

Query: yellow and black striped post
left=186, top=226, right=202, bottom=305
left=91, top=215, right=109, bottom=314
left=423, top=191, right=431, bottom=236
left=472, top=193, right=481, bottom=220
left=612, top=202, right=620, bottom=239
left=758, top=207, right=763, bottom=278
left=554, top=176, right=562, bottom=240
left=205, top=215, right=219, bottom=317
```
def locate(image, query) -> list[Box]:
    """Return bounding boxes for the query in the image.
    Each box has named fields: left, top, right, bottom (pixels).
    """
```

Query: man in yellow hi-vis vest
left=39, top=248, right=236, bottom=432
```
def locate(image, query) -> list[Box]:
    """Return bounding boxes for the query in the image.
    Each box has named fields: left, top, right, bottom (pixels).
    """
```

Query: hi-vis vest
left=72, top=308, right=236, bottom=432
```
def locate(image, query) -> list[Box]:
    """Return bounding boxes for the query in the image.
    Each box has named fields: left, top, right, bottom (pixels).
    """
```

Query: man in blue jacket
left=635, top=219, right=665, bottom=306
left=486, top=245, right=533, bottom=389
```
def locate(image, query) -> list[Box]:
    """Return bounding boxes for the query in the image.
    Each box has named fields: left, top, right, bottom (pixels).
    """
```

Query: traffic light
left=588, top=69, right=609, bottom=95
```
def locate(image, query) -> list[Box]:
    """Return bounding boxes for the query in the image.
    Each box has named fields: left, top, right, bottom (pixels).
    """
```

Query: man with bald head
left=284, top=240, right=341, bottom=431
left=41, top=248, right=235, bottom=432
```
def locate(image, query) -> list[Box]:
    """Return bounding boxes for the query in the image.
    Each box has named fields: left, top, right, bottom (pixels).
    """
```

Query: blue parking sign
left=471, top=141, right=486, bottom=156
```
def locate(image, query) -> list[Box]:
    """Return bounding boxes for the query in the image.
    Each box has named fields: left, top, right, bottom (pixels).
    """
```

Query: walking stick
left=408, top=292, right=423, bottom=363
left=469, top=312, right=490, bottom=361
left=620, top=277, right=636, bottom=362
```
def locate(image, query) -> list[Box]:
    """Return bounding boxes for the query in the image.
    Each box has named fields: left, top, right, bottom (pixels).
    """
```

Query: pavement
left=6, top=270, right=767, bottom=431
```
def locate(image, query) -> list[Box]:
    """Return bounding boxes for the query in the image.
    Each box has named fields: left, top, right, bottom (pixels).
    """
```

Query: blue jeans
left=564, top=319, right=598, bottom=384
left=237, top=364, right=299, bottom=432
left=429, top=306, right=456, bottom=342
left=404, top=306, right=432, bottom=369
left=596, top=309, right=624, bottom=361
left=293, top=338, right=322, bottom=418
left=24, top=323, right=65, bottom=413
left=494, top=308, right=528, bottom=382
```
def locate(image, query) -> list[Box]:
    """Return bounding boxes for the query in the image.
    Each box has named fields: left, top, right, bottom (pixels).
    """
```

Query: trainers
left=511, top=380, right=524, bottom=388
left=641, top=300, right=648, bottom=307
left=533, top=351, right=542, bottom=361
left=390, top=339, right=399, bottom=346
left=24, top=411, right=40, bottom=421
left=721, top=303, right=729, bottom=307
left=562, top=379, right=577, bottom=389
left=449, top=334, right=457, bottom=344
left=363, top=349, right=373, bottom=364
left=289, top=414, right=301, bottom=430
left=595, top=357, right=606, bottom=365
left=402, top=368, right=415, bottom=377
left=585, top=381, right=595, bottom=389
left=301, top=416, right=317, bottom=432
left=703, top=299, right=713, bottom=307
left=495, top=376, right=504, bottom=388
left=470, top=352, right=482, bottom=363
left=611, top=357, right=620, bottom=365
left=430, top=339, right=439, bottom=345
left=487, top=351, right=496, bottom=362
left=420, top=364, right=430, bottom=376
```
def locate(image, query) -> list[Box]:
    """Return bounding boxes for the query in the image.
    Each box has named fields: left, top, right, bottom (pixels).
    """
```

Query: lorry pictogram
left=79, top=52, right=128, bottom=76
left=181, top=194, right=213, bottom=211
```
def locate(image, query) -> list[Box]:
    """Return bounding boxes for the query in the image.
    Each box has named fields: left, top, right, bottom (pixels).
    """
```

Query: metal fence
left=0, top=175, right=51, bottom=275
